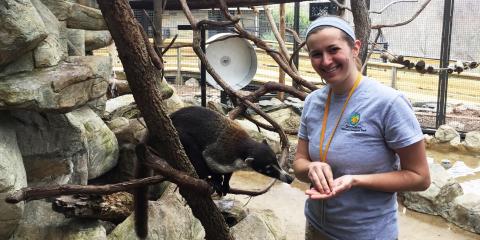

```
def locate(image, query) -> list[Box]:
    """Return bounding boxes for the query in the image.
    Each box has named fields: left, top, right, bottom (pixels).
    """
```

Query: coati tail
left=134, top=144, right=150, bottom=239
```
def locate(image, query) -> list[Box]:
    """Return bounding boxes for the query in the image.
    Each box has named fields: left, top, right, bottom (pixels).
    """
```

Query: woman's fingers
left=308, top=162, right=334, bottom=194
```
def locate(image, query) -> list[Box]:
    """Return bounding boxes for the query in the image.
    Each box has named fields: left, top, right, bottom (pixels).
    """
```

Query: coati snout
left=245, top=139, right=294, bottom=184
left=169, top=106, right=294, bottom=195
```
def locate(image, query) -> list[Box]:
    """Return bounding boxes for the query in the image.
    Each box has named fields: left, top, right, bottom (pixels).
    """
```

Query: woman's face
left=306, top=28, right=360, bottom=87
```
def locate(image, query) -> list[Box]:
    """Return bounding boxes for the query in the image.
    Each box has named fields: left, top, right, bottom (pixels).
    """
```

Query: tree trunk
left=96, top=0, right=233, bottom=239
left=350, top=0, right=371, bottom=66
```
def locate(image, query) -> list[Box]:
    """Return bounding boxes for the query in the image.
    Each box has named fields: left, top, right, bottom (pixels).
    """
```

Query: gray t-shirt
left=298, top=77, right=423, bottom=240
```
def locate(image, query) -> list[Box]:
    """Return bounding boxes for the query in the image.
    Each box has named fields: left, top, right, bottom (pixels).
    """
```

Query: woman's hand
left=306, top=175, right=355, bottom=200
left=307, top=162, right=335, bottom=195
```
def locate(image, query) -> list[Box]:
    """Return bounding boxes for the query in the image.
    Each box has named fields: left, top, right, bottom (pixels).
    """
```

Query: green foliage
left=271, top=6, right=310, bottom=36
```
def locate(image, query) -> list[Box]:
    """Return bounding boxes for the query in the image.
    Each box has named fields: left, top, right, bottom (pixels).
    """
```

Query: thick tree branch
left=97, top=1, right=233, bottom=239
left=5, top=176, right=166, bottom=204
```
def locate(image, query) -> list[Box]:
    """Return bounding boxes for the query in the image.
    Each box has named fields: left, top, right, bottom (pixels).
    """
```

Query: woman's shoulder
left=361, top=77, right=403, bottom=101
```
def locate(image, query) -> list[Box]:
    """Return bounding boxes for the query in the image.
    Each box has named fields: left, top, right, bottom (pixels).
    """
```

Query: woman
left=293, top=16, right=430, bottom=240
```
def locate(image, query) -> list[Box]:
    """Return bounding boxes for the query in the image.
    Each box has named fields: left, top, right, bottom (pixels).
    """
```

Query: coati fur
left=134, top=106, right=293, bottom=238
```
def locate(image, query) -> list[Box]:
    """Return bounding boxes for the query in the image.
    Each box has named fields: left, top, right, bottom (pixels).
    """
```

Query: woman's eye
left=329, top=47, right=340, bottom=54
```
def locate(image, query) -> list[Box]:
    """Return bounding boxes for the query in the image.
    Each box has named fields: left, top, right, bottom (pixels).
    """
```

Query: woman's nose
left=322, top=54, right=333, bottom=65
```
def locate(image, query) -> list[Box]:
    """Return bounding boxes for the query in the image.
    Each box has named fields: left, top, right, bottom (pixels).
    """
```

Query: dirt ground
left=229, top=171, right=480, bottom=240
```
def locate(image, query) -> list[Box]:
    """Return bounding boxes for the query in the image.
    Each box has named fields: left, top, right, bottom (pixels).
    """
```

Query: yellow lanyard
left=319, top=73, right=362, bottom=162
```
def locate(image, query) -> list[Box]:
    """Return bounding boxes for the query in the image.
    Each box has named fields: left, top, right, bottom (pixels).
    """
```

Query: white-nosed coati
left=134, top=106, right=294, bottom=238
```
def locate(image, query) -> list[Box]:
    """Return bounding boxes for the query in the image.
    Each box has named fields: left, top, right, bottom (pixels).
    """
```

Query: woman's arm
left=306, top=140, right=431, bottom=199
left=293, top=138, right=335, bottom=195
left=351, top=139, right=431, bottom=192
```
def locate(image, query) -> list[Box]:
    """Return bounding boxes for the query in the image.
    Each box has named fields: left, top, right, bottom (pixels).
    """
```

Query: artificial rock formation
left=0, top=0, right=115, bottom=239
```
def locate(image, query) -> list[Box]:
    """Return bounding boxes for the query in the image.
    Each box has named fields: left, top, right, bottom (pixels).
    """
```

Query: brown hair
left=307, top=26, right=362, bottom=71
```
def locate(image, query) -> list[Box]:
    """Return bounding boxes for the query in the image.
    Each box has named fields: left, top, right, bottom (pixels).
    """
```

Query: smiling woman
left=293, top=16, right=431, bottom=240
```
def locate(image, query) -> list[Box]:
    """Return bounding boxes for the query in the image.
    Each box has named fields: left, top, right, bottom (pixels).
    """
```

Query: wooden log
left=52, top=192, right=133, bottom=224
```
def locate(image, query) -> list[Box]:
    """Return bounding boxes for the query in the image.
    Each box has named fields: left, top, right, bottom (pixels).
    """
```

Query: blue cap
left=306, top=16, right=356, bottom=40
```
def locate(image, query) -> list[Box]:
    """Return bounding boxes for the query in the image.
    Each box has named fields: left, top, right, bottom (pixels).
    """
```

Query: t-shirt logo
left=342, top=112, right=366, bottom=132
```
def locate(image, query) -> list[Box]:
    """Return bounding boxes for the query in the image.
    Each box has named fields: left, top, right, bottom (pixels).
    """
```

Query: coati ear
left=262, top=139, right=268, bottom=145
left=245, top=157, right=254, bottom=165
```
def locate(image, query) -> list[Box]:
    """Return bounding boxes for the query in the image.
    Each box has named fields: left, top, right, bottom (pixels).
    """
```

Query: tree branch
left=370, top=0, right=418, bottom=14
left=371, top=0, right=432, bottom=29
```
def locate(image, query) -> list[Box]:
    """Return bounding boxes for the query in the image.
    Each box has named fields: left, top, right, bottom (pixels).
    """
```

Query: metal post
left=390, top=66, right=397, bottom=89
left=200, top=26, right=207, bottom=107
left=436, top=0, right=454, bottom=128
left=293, top=2, right=300, bottom=89
left=176, top=47, right=182, bottom=84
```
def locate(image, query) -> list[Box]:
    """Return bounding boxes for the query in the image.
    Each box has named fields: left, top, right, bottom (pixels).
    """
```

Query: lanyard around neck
left=319, top=73, right=362, bottom=162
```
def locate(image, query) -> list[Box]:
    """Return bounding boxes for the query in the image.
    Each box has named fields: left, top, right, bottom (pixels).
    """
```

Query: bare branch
left=6, top=176, right=166, bottom=204
left=263, top=5, right=290, bottom=62
left=372, top=0, right=432, bottom=29
left=286, top=28, right=308, bottom=52
left=161, top=34, right=178, bottom=55
left=361, top=29, right=383, bottom=72
left=244, top=115, right=298, bottom=135
left=218, top=1, right=318, bottom=91
left=370, top=0, right=418, bottom=14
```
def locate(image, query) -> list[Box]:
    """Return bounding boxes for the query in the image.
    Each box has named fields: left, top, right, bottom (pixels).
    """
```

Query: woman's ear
left=353, top=39, right=361, bottom=56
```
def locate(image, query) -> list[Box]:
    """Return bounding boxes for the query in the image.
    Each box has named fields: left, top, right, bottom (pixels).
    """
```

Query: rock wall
left=0, top=0, right=115, bottom=238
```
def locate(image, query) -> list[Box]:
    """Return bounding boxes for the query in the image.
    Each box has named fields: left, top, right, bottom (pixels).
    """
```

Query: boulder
left=0, top=51, right=34, bottom=78
left=67, top=29, right=85, bottom=56
left=66, top=106, right=119, bottom=180
left=435, top=124, right=460, bottom=143
left=85, top=30, right=113, bottom=52
left=0, top=56, right=110, bottom=113
left=0, top=0, right=47, bottom=66
left=464, top=131, right=480, bottom=153
left=231, top=209, right=286, bottom=240
left=0, top=113, right=27, bottom=239
left=31, top=0, right=64, bottom=67
left=401, top=163, right=463, bottom=216
left=445, top=193, right=480, bottom=234
left=9, top=200, right=107, bottom=240
left=11, top=106, right=118, bottom=186
left=39, top=0, right=107, bottom=30
left=108, top=185, right=205, bottom=240
left=104, top=94, right=140, bottom=120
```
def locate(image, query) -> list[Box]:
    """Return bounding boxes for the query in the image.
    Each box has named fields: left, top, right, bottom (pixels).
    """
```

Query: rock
left=231, top=209, right=286, bottom=240
left=252, top=107, right=301, bottom=133
left=113, top=118, right=147, bottom=145
left=0, top=56, right=110, bottom=113
left=108, top=185, right=205, bottom=240
left=31, top=0, right=64, bottom=67
left=9, top=200, right=107, bottom=240
left=67, top=29, right=85, bottom=56
left=401, top=163, right=463, bottom=216
left=0, top=0, right=47, bottom=66
left=447, top=121, right=465, bottom=132
left=214, top=199, right=248, bottom=227
left=446, top=193, right=480, bottom=234
left=424, top=134, right=437, bottom=148
left=11, top=106, right=118, bottom=186
left=185, top=78, right=199, bottom=87
left=440, top=159, right=452, bottom=169
left=40, top=0, right=107, bottom=30
left=87, top=95, right=107, bottom=116
left=0, top=113, right=27, bottom=239
left=66, top=106, right=119, bottom=180
left=85, top=30, right=112, bottom=52
left=0, top=51, right=34, bottom=78
left=464, top=131, right=480, bottom=153
left=236, top=119, right=281, bottom=154
left=163, top=88, right=186, bottom=115
left=105, top=95, right=140, bottom=120
left=435, top=125, right=460, bottom=143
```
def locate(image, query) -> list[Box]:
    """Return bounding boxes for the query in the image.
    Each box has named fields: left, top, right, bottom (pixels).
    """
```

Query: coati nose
left=279, top=172, right=295, bottom=184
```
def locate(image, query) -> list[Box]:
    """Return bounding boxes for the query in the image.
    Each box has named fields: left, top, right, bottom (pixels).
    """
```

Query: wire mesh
left=126, top=1, right=480, bottom=132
